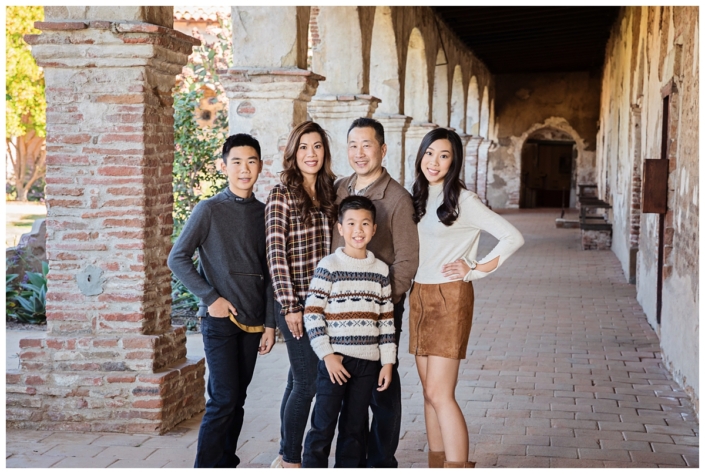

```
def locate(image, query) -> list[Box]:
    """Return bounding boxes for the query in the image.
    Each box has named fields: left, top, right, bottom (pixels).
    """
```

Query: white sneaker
left=270, top=455, right=283, bottom=468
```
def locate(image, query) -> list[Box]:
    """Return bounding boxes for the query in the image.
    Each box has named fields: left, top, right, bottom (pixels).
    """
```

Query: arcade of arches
left=7, top=6, right=698, bottom=438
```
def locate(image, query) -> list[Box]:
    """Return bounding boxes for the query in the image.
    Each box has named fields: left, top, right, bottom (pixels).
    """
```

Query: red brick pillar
left=6, top=19, right=205, bottom=434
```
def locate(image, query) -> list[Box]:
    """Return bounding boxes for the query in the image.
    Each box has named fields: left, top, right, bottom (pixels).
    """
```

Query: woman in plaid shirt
left=265, top=121, right=337, bottom=468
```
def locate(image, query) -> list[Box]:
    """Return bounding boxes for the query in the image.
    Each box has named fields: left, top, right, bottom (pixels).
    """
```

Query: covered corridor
left=6, top=211, right=698, bottom=468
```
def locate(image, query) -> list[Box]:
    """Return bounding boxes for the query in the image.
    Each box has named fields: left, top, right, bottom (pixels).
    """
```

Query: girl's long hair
left=411, top=128, right=466, bottom=226
left=280, top=121, right=337, bottom=226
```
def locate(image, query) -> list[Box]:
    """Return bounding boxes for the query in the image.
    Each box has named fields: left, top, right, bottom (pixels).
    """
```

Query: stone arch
left=479, top=85, right=490, bottom=138
left=449, top=64, right=464, bottom=132
left=466, top=76, right=480, bottom=135
left=432, top=47, right=449, bottom=126
left=312, top=6, right=364, bottom=95
left=513, top=118, right=591, bottom=209
left=404, top=27, right=429, bottom=123
left=369, top=6, right=400, bottom=114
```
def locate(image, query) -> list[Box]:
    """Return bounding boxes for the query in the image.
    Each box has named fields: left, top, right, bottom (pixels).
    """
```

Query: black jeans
left=194, top=315, right=261, bottom=468
left=276, top=304, right=319, bottom=464
left=302, top=356, right=379, bottom=468
left=365, top=295, right=405, bottom=468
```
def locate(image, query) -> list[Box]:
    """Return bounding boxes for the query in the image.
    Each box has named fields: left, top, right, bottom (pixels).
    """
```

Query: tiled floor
left=5, top=210, right=699, bottom=468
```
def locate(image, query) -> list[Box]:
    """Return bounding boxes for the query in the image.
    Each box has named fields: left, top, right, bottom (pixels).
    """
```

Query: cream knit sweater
left=303, top=248, right=397, bottom=366
left=415, top=184, right=524, bottom=284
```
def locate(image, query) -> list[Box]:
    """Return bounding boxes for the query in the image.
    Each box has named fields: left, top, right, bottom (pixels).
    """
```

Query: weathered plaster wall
left=597, top=6, right=699, bottom=409
left=487, top=72, right=601, bottom=208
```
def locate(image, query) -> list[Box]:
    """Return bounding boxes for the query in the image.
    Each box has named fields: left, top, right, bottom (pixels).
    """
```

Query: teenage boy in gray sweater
left=168, top=134, right=276, bottom=468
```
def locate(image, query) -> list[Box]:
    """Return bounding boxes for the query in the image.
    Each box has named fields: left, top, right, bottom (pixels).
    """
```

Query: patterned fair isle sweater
left=303, top=248, right=397, bottom=366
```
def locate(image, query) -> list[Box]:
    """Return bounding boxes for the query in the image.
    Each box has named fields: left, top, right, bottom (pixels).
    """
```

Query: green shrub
left=170, top=15, right=232, bottom=314
left=172, top=14, right=231, bottom=238
left=6, top=272, right=20, bottom=321
left=11, top=260, right=48, bottom=324
left=172, top=269, right=200, bottom=312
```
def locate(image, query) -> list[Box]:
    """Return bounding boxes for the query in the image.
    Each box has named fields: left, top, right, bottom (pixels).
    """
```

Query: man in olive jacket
left=331, top=117, right=419, bottom=468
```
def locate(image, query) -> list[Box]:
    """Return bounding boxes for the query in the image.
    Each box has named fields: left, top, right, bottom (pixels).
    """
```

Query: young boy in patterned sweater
left=301, top=195, right=397, bottom=468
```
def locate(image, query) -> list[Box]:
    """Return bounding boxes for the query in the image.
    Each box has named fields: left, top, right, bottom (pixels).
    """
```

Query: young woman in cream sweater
left=410, top=128, right=524, bottom=468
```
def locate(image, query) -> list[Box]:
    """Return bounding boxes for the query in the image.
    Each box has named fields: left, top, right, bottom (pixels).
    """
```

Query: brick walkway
left=5, top=210, right=699, bottom=468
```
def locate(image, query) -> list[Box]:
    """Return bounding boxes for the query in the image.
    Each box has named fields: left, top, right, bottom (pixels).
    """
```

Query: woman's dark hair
left=411, top=128, right=466, bottom=226
left=280, top=121, right=337, bottom=226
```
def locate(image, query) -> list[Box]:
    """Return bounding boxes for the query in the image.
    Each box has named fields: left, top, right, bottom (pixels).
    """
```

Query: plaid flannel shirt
left=265, top=183, right=332, bottom=315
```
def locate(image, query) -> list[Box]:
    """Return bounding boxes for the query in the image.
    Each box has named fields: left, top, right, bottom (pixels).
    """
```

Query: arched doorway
left=520, top=128, right=576, bottom=208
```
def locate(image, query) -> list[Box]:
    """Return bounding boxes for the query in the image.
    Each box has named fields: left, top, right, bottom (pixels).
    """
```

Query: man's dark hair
left=347, top=117, right=385, bottom=146
left=222, top=133, right=261, bottom=163
left=338, top=195, right=376, bottom=224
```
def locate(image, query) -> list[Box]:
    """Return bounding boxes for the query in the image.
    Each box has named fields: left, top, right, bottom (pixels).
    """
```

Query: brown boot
left=428, top=451, right=445, bottom=468
left=443, top=460, right=476, bottom=468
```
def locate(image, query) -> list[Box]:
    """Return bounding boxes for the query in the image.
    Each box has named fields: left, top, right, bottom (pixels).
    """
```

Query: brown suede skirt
left=409, top=280, right=475, bottom=360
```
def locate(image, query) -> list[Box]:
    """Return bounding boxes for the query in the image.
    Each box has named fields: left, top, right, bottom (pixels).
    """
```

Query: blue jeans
left=302, top=356, right=379, bottom=468
left=276, top=304, right=319, bottom=464
left=194, top=315, right=261, bottom=468
left=365, top=295, right=405, bottom=468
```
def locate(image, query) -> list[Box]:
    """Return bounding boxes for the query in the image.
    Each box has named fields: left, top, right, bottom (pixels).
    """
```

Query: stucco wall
left=597, top=6, right=699, bottom=409
left=487, top=72, right=602, bottom=208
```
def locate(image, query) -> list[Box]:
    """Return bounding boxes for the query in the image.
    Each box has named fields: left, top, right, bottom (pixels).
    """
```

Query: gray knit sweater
left=168, top=188, right=275, bottom=329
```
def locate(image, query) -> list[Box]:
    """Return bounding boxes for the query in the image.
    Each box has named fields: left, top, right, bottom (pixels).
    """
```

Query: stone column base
left=373, top=114, right=412, bottom=185
left=477, top=140, right=493, bottom=204
left=308, top=94, right=380, bottom=177
left=404, top=122, right=438, bottom=190
left=6, top=328, right=205, bottom=434
left=457, top=133, right=471, bottom=187
left=464, top=137, right=483, bottom=193
left=221, top=67, right=324, bottom=195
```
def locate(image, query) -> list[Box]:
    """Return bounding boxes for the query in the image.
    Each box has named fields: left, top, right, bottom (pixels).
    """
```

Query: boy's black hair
left=338, top=195, right=376, bottom=224
left=347, top=117, right=385, bottom=146
left=222, top=133, right=261, bottom=163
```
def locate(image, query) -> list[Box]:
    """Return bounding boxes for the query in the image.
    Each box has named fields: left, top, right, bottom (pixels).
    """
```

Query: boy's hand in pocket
left=377, top=363, right=393, bottom=391
left=208, top=297, right=236, bottom=318
left=323, top=354, right=350, bottom=385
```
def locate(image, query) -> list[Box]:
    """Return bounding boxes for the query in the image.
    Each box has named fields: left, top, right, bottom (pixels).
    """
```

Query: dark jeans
left=194, top=315, right=261, bottom=468
left=302, top=356, right=379, bottom=468
left=364, top=295, right=405, bottom=468
left=276, top=304, right=319, bottom=464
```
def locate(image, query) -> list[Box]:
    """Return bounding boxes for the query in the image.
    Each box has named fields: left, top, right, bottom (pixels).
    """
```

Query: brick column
left=221, top=68, right=324, bottom=196
left=476, top=139, right=493, bottom=204
left=6, top=20, right=205, bottom=434
left=374, top=114, right=412, bottom=184
left=308, top=95, right=380, bottom=177
left=464, top=137, right=483, bottom=193
left=404, top=123, right=438, bottom=190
